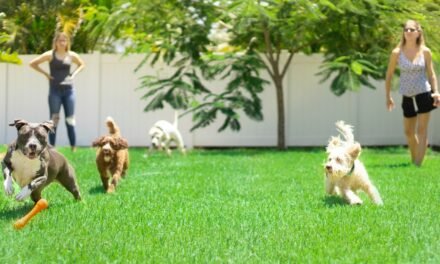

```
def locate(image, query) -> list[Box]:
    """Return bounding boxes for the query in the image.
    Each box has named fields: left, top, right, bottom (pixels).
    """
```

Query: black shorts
left=401, top=91, right=437, bottom=118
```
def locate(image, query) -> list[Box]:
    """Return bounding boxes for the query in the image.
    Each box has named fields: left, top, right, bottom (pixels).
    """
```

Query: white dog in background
left=324, top=121, right=383, bottom=205
left=148, top=111, right=186, bottom=156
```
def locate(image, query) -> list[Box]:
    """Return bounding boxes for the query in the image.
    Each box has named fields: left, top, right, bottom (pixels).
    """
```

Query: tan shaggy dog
left=324, top=121, right=383, bottom=205
left=92, top=117, right=129, bottom=193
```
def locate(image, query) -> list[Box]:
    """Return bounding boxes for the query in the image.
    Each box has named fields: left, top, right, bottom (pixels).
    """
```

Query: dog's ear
left=9, top=119, right=28, bottom=130
left=92, top=136, right=105, bottom=147
left=148, top=127, right=156, bottom=136
left=348, top=142, right=361, bottom=160
left=326, top=136, right=341, bottom=153
left=41, top=120, right=55, bottom=133
left=149, top=127, right=161, bottom=137
left=115, top=138, right=128, bottom=150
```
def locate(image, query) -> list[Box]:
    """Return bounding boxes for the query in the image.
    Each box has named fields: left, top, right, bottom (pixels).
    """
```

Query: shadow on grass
left=88, top=185, right=106, bottom=195
left=0, top=203, right=33, bottom=221
left=190, top=148, right=273, bottom=157
left=369, top=162, right=412, bottom=169
left=323, top=196, right=347, bottom=207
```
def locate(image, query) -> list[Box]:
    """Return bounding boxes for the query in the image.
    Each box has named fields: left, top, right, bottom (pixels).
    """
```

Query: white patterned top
left=398, top=52, right=431, bottom=97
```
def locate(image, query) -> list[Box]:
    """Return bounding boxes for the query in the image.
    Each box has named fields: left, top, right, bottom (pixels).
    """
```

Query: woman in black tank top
left=29, top=32, right=85, bottom=152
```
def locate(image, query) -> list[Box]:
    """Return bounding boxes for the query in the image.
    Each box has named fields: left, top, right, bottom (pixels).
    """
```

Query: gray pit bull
left=1, top=119, right=81, bottom=203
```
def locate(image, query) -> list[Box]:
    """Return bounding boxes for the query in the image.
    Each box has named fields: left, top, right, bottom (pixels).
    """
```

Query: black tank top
left=49, top=50, right=72, bottom=88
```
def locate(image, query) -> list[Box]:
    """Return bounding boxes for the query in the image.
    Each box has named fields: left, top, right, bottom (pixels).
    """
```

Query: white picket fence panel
left=1, top=53, right=439, bottom=148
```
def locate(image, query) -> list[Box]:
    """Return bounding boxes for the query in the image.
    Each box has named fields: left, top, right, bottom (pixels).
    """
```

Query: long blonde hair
left=52, top=32, right=71, bottom=52
left=399, top=20, right=425, bottom=48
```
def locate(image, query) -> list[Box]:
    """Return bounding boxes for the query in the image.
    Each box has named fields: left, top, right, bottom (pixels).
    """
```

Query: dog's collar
left=345, top=163, right=355, bottom=177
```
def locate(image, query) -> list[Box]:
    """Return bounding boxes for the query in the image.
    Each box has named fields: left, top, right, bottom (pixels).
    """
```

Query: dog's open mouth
left=27, top=151, right=38, bottom=159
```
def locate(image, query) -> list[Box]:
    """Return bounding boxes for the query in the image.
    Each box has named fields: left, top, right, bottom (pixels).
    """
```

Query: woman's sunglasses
left=404, top=28, right=419, bottom=33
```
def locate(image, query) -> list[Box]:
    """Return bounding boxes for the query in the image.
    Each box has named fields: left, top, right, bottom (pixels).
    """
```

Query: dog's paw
left=3, top=177, right=14, bottom=196
left=15, top=186, right=32, bottom=201
left=373, top=198, right=384, bottom=206
left=349, top=199, right=363, bottom=206
left=106, top=184, right=116, bottom=194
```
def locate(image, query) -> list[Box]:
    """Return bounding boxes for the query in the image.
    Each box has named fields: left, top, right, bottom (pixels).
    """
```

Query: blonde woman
left=385, top=20, right=439, bottom=166
left=30, top=32, right=85, bottom=152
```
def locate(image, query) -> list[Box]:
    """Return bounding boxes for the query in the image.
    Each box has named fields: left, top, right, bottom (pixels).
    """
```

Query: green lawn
left=0, top=146, right=439, bottom=263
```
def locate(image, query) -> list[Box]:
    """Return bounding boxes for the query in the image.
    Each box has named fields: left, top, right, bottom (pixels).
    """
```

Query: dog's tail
left=106, top=116, right=121, bottom=137
left=173, top=110, right=179, bottom=128
left=335, top=120, right=354, bottom=143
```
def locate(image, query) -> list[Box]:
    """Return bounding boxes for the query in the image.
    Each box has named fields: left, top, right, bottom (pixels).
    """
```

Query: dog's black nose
left=29, top=144, right=37, bottom=151
left=325, top=165, right=332, bottom=170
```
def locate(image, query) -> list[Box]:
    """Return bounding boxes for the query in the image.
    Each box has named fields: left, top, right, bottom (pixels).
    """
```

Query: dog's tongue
left=27, top=152, right=37, bottom=159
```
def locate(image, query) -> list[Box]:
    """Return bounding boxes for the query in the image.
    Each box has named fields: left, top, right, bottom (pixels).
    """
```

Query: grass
left=0, top=145, right=439, bottom=263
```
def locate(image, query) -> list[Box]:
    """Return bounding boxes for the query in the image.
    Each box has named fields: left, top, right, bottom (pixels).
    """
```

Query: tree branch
left=263, top=25, right=275, bottom=65
left=260, top=53, right=275, bottom=80
left=281, top=52, right=294, bottom=79
left=280, top=39, right=319, bottom=79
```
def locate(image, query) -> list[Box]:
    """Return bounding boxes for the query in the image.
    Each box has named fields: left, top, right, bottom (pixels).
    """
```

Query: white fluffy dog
left=324, top=121, right=383, bottom=205
left=148, top=111, right=186, bottom=156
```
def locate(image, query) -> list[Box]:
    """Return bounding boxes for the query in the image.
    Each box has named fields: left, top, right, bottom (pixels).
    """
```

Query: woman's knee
left=51, top=114, right=60, bottom=127
left=416, top=114, right=431, bottom=136
left=417, top=126, right=428, bottom=137
left=66, top=115, right=76, bottom=126
left=403, top=126, right=416, bottom=138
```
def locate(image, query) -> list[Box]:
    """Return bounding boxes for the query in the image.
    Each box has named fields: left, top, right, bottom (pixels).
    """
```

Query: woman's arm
left=29, top=51, right=52, bottom=80
left=385, top=48, right=399, bottom=111
left=69, top=51, right=85, bottom=78
left=424, top=47, right=438, bottom=93
left=424, top=47, right=440, bottom=106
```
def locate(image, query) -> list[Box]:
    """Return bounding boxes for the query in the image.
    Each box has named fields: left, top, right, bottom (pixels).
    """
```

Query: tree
left=90, top=0, right=268, bottom=133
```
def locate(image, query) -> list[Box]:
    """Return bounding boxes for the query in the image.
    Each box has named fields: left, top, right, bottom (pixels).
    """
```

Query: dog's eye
left=109, top=141, right=118, bottom=149
left=18, top=126, right=31, bottom=135
left=34, top=128, right=47, bottom=141
left=336, top=157, right=342, bottom=163
left=36, top=133, right=46, bottom=142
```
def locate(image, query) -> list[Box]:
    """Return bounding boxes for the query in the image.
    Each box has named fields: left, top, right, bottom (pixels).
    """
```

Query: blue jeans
left=48, top=86, right=76, bottom=146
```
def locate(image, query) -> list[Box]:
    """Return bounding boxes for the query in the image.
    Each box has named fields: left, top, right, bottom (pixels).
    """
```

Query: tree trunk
left=273, top=76, right=286, bottom=150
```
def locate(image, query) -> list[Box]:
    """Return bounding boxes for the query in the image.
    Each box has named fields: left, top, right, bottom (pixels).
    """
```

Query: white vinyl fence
left=1, top=53, right=439, bottom=148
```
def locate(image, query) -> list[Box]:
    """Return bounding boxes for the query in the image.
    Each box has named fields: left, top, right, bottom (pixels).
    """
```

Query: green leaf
left=350, top=61, right=363, bottom=75
left=0, top=50, right=21, bottom=64
left=143, top=92, right=165, bottom=111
